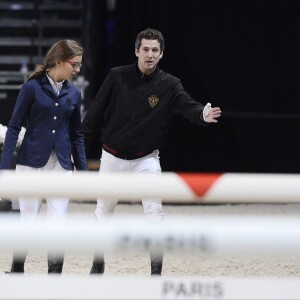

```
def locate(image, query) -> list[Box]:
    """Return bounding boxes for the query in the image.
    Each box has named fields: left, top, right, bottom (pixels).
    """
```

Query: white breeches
left=95, top=149, right=163, bottom=223
left=16, top=151, right=71, bottom=221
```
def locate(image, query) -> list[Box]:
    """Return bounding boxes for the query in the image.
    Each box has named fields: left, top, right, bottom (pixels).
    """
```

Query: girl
left=0, top=39, right=87, bottom=274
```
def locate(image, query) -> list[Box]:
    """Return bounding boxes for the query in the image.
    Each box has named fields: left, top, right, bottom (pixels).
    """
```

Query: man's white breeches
left=95, top=149, right=163, bottom=222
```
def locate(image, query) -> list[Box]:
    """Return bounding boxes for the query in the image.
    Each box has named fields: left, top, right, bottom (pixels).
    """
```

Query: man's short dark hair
left=135, top=28, right=165, bottom=52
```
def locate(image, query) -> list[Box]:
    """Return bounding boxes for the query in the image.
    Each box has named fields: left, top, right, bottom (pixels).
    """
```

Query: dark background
left=83, top=0, right=300, bottom=173
left=2, top=0, right=300, bottom=174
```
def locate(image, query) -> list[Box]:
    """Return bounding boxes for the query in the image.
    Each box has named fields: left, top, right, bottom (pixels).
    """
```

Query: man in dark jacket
left=83, top=28, right=221, bottom=275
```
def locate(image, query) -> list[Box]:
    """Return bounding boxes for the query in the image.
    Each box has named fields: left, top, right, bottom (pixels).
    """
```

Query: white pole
left=0, top=171, right=195, bottom=201
left=1, top=215, right=300, bottom=255
left=1, top=171, right=300, bottom=203
left=1, top=276, right=300, bottom=300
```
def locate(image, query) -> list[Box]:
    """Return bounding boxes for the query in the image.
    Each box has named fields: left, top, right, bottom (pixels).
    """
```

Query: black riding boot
left=10, top=260, right=25, bottom=273
left=48, top=254, right=64, bottom=274
left=90, top=253, right=105, bottom=274
left=0, top=199, right=12, bottom=212
left=150, top=251, right=163, bottom=275
left=9, top=252, right=27, bottom=273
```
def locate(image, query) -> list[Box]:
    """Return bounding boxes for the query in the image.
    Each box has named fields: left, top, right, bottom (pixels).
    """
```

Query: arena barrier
left=1, top=275, right=300, bottom=300
left=1, top=170, right=300, bottom=203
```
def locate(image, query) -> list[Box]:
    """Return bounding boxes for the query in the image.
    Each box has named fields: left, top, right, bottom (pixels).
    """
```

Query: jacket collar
left=135, top=62, right=159, bottom=80
left=40, top=73, right=69, bottom=98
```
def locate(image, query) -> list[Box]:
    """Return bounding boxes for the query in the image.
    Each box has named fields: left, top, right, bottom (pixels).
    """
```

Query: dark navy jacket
left=83, top=63, right=206, bottom=156
left=0, top=74, right=87, bottom=170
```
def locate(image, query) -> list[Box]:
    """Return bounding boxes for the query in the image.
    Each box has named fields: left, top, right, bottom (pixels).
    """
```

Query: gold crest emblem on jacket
left=148, top=95, right=159, bottom=108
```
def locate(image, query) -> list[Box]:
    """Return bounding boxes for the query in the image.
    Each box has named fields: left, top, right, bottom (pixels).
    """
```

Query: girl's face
left=57, top=54, right=83, bottom=81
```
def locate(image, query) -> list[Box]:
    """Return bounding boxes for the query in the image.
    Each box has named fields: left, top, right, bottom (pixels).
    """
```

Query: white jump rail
left=1, top=215, right=300, bottom=255
left=1, top=171, right=300, bottom=203
left=1, top=276, right=300, bottom=300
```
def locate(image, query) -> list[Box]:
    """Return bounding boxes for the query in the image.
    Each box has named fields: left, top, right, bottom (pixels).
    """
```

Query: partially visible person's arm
left=0, top=83, right=34, bottom=169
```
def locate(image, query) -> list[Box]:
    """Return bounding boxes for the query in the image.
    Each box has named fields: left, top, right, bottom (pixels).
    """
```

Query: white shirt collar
left=46, top=73, right=65, bottom=95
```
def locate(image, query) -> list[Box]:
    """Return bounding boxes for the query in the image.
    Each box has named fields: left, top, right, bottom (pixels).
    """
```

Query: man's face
left=135, top=39, right=163, bottom=75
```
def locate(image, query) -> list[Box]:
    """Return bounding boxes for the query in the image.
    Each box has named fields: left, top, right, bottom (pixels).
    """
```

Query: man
left=82, top=28, right=221, bottom=275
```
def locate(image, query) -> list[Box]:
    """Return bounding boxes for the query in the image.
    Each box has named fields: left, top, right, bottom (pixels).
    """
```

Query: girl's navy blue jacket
left=0, top=74, right=87, bottom=170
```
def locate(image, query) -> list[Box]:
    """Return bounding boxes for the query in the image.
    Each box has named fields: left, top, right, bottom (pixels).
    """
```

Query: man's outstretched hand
left=203, top=103, right=222, bottom=123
